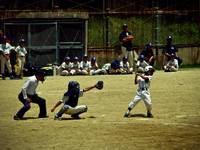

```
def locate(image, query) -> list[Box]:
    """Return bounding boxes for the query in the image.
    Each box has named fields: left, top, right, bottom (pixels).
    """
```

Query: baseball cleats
left=54, top=116, right=62, bottom=120
left=147, top=112, right=154, bottom=118
left=124, top=112, right=130, bottom=118
left=13, top=115, right=22, bottom=120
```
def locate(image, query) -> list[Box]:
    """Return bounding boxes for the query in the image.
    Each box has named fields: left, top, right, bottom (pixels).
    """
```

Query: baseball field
left=0, top=68, right=200, bottom=150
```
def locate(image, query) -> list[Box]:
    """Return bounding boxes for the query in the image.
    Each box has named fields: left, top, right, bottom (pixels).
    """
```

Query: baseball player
left=79, top=55, right=91, bottom=75
left=59, top=56, right=73, bottom=76
left=136, top=55, right=149, bottom=73
left=70, top=56, right=81, bottom=75
left=13, top=71, right=48, bottom=120
left=119, top=24, right=134, bottom=69
left=89, top=56, right=106, bottom=75
left=163, top=35, right=183, bottom=65
left=124, top=66, right=155, bottom=118
left=15, top=39, right=27, bottom=78
left=0, top=36, right=14, bottom=80
left=163, top=53, right=179, bottom=72
left=120, top=56, right=133, bottom=74
left=140, top=42, right=155, bottom=66
left=51, top=80, right=103, bottom=120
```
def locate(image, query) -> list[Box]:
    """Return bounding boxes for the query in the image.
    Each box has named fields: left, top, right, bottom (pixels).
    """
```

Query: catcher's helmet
left=68, top=81, right=80, bottom=94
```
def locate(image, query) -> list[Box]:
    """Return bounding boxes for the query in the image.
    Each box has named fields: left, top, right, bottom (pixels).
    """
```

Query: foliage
left=88, top=15, right=199, bottom=48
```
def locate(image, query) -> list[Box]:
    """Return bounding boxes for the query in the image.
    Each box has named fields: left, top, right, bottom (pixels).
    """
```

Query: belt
left=141, top=88, right=148, bottom=91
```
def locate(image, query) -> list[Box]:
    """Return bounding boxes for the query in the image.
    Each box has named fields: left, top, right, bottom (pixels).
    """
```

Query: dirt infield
left=0, top=69, right=200, bottom=150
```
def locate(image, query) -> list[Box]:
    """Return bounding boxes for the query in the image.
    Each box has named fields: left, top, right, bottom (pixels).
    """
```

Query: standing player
left=13, top=71, right=48, bottom=120
left=51, top=80, right=103, bottom=120
left=119, top=24, right=134, bottom=69
left=15, top=39, right=27, bottom=78
left=124, top=66, right=155, bottom=118
left=0, top=36, right=14, bottom=79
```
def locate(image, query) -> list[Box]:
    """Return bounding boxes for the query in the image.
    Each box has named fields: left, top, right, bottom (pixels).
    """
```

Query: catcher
left=51, top=80, right=103, bottom=120
left=124, top=66, right=155, bottom=118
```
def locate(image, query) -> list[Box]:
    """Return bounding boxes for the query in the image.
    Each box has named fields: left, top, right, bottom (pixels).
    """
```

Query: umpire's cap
left=35, top=70, right=46, bottom=81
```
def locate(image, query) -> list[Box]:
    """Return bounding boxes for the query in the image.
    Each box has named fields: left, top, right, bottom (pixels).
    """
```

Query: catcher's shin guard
left=56, top=104, right=69, bottom=117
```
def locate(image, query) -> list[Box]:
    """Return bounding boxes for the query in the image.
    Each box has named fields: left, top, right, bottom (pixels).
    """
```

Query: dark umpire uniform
left=14, top=71, right=47, bottom=120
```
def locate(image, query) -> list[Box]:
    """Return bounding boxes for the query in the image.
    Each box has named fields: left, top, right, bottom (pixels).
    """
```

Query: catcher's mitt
left=95, top=81, right=104, bottom=90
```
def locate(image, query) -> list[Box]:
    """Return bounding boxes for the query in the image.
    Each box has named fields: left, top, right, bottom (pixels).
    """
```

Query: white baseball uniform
left=128, top=75, right=153, bottom=112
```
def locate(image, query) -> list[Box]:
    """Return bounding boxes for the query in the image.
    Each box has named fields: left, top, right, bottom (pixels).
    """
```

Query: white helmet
left=144, top=66, right=153, bottom=72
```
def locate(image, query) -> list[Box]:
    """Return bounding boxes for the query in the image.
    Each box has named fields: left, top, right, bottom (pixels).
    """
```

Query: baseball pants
left=16, top=92, right=47, bottom=118
left=0, top=54, right=12, bottom=74
left=56, top=104, right=88, bottom=118
left=128, top=90, right=152, bottom=112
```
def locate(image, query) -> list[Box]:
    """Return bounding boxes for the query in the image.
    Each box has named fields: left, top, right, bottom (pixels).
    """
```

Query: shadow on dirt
left=129, top=114, right=147, bottom=118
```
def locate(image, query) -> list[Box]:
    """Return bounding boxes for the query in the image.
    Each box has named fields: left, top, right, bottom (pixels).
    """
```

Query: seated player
left=70, top=56, right=81, bottom=75
left=89, top=56, right=107, bottom=75
left=120, top=56, right=133, bottom=74
left=79, top=55, right=91, bottom=75
left=163, top=53, right=179, bottom=72
left=59, top=57, right=73, bottom=76
left=109, top=59, right=122, bottom=74
left=136, top=55, right=149, bottom=73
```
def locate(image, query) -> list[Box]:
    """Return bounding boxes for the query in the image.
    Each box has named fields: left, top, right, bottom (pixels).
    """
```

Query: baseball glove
left=95, top=81, right=104, bottom=90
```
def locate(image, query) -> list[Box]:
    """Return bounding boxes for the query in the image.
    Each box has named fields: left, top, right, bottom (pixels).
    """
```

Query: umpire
left=14, top=71, right=48, bottom=120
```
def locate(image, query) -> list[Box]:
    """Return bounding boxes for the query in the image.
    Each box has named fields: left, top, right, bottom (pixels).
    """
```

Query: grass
left=0, top=68, right=200, bottom=150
